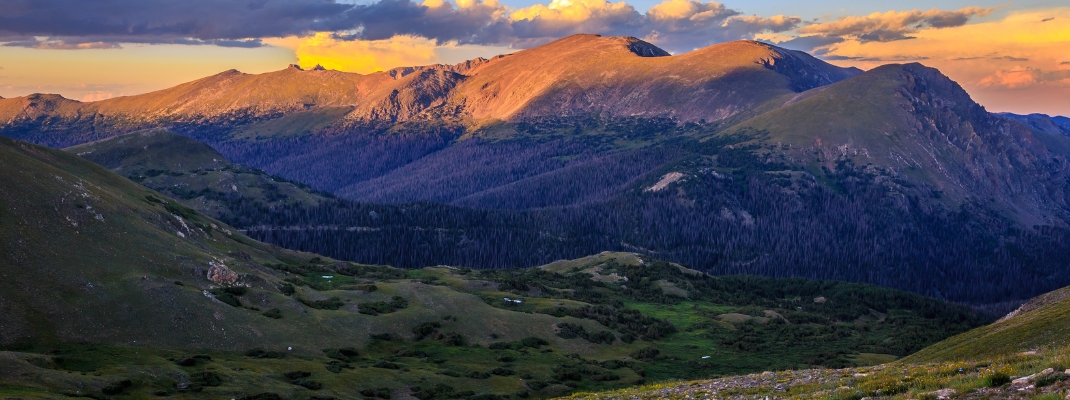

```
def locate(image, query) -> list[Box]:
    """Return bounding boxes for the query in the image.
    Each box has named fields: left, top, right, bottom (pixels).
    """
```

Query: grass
left=0, top=137, right=998, bottom=399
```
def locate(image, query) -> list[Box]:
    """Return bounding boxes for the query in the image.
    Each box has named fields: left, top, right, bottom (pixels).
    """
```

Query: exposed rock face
left=207, top=260, right=238, bottom=285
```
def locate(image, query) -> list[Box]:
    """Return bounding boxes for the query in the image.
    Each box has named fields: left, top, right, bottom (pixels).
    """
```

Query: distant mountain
left=0, top=34, right=860, bottom=147
left=725, top=63, right=1070, bottom=225
left=997, top=112, right=1070, bottom=137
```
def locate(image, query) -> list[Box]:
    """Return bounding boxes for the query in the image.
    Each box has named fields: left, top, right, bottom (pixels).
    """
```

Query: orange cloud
left=798, top=7, right=995, bottom=42
left=270, top=33, right=441, bottom=74
left=810, top=7, right=1070, bottom=114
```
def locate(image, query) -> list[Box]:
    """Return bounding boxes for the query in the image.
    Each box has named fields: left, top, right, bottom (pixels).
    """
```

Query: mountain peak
left=540, top=34, right=670, bottom=58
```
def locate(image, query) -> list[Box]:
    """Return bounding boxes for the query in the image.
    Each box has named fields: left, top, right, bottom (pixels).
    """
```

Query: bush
left=101, top=379, right=132, bottom=395
left=191, top=371, right=223, bottom=387
left=631, top=347, right=660, bottom=360
left=412, top=383, right=457, bottom=400
left=301, top=297, right=345, bottom=310
left=238, top=394, right=283, bottom=400
left=278, top=283, right=296, bottom=296
left=468, top=371, right=491, bottom=379
left=441, top=332, right=467, bottom=346
left=323, top=348, right=350, bottom=361
left=325, top=360, right=353, bottom=373
left=1036, top=373, right=1066, bottom=388
left=984, top=371, right=1011, bottom=387
left=412, top=322, right=441, bottom=340
left=245, top=348, right=285, bottom=359
left=358, top=296, right=408, bottom=315
left=262, top=308, right=282, bottom=319
left=373, top=361, right=402, bottom=370
left=282, top=371, right=321, bottom=390
left=491, top=367, right=515, bottom=376
left=360, top=387, right=392, bottom=399
left=209, top=288, right=243, bottom=307
left=370, top=333, right=394, bottom=341
left=338, top=347, right=360, bottom=358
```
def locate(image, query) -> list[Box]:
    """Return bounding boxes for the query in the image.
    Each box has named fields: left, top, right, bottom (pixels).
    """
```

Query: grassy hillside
left=0, top=138, right=990, bottom=398
left=569, top=284, right=1070, bottom=399
left=65, top=130, right=329, bottom=220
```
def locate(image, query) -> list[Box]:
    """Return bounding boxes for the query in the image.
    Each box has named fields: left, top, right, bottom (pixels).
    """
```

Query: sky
left=0, top=0, right=1067, bottom=115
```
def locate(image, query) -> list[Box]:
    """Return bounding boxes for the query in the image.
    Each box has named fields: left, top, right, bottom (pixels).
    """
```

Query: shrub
left=101, top=379, right=132, bottom=395
left=358, top=296, right=408, bottom=315
left=1036, top=373, right=1066, bottom=388
left=412, top=322, right=441, bottom=340
left=370, top=333, right=394, bottom=341
left=325, top=361, right=353, bottom=373
left=301, top=297, right=345, bottom=310
left=412, top=383, right=458, bottom=400
left=491, top=367, right=515, bottom=376
left=323, top=348, right=350, bottom=361
left=209, top=288, right=242, bottom=307
left=278, top=283, right=296, bottom=296
left=360, top=387, right=392, bottom=399
left=339, top=347, right=360, bottom=358
left=245, top=348, right=285, bottom=359
left=373, top=361, right=402, bottom=370
left=282, top=371, right=321, bottom=390
left=630, top=347, right=660, bottom=360
left=468, top=371, right=491, bottom=379
left=441, top=332, right=468, bottom=346
left=238, top=394, right=283, bottom=400
left=191, top=371, right=223, bottom=387
left=984, top=371, right=1011, bottom=387
left=262, top=308, right=282, bottom=319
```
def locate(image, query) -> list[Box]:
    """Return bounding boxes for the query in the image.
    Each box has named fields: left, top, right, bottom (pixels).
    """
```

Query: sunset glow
left=0, top=0, right=1066, bottom=115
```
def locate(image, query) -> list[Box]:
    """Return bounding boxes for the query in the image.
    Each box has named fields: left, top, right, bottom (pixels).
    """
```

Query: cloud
left=283, top=33, right=440, bottom=73
left=978, top=65, right=1070, bottom=89
left=0, top=0, right=350, bottom=41
left=797, top=7, right=995, bottom=42
left=0, top=0, right=798, bottom=53
left=809, top=7, right=1070, bottom=115
left=3, top=39, right=122, bottom=50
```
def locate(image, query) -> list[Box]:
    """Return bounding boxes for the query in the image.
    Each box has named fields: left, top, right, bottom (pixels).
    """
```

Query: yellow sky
left=813, top=7, right=1070, bottom=115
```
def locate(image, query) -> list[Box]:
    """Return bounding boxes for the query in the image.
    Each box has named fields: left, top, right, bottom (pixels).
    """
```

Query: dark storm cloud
left=0, top=0, right=350, bottom=40
left=0, top=0, right=801, bottom=53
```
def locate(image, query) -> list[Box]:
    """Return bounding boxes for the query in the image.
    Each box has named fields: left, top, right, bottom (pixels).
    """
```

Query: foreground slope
left=572, top=284, right=1070, bottom=399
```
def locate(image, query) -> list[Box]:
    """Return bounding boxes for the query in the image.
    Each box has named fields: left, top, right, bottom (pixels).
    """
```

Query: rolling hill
left=582, top=282, right=1070, bottom=399
left=0, top=136, right=991, bottom=399
left=64, top=129, right=330, bottom=220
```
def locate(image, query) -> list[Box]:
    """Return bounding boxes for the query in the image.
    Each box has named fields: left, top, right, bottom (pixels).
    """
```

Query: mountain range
left=3, top=34, right=1070, bottom=307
